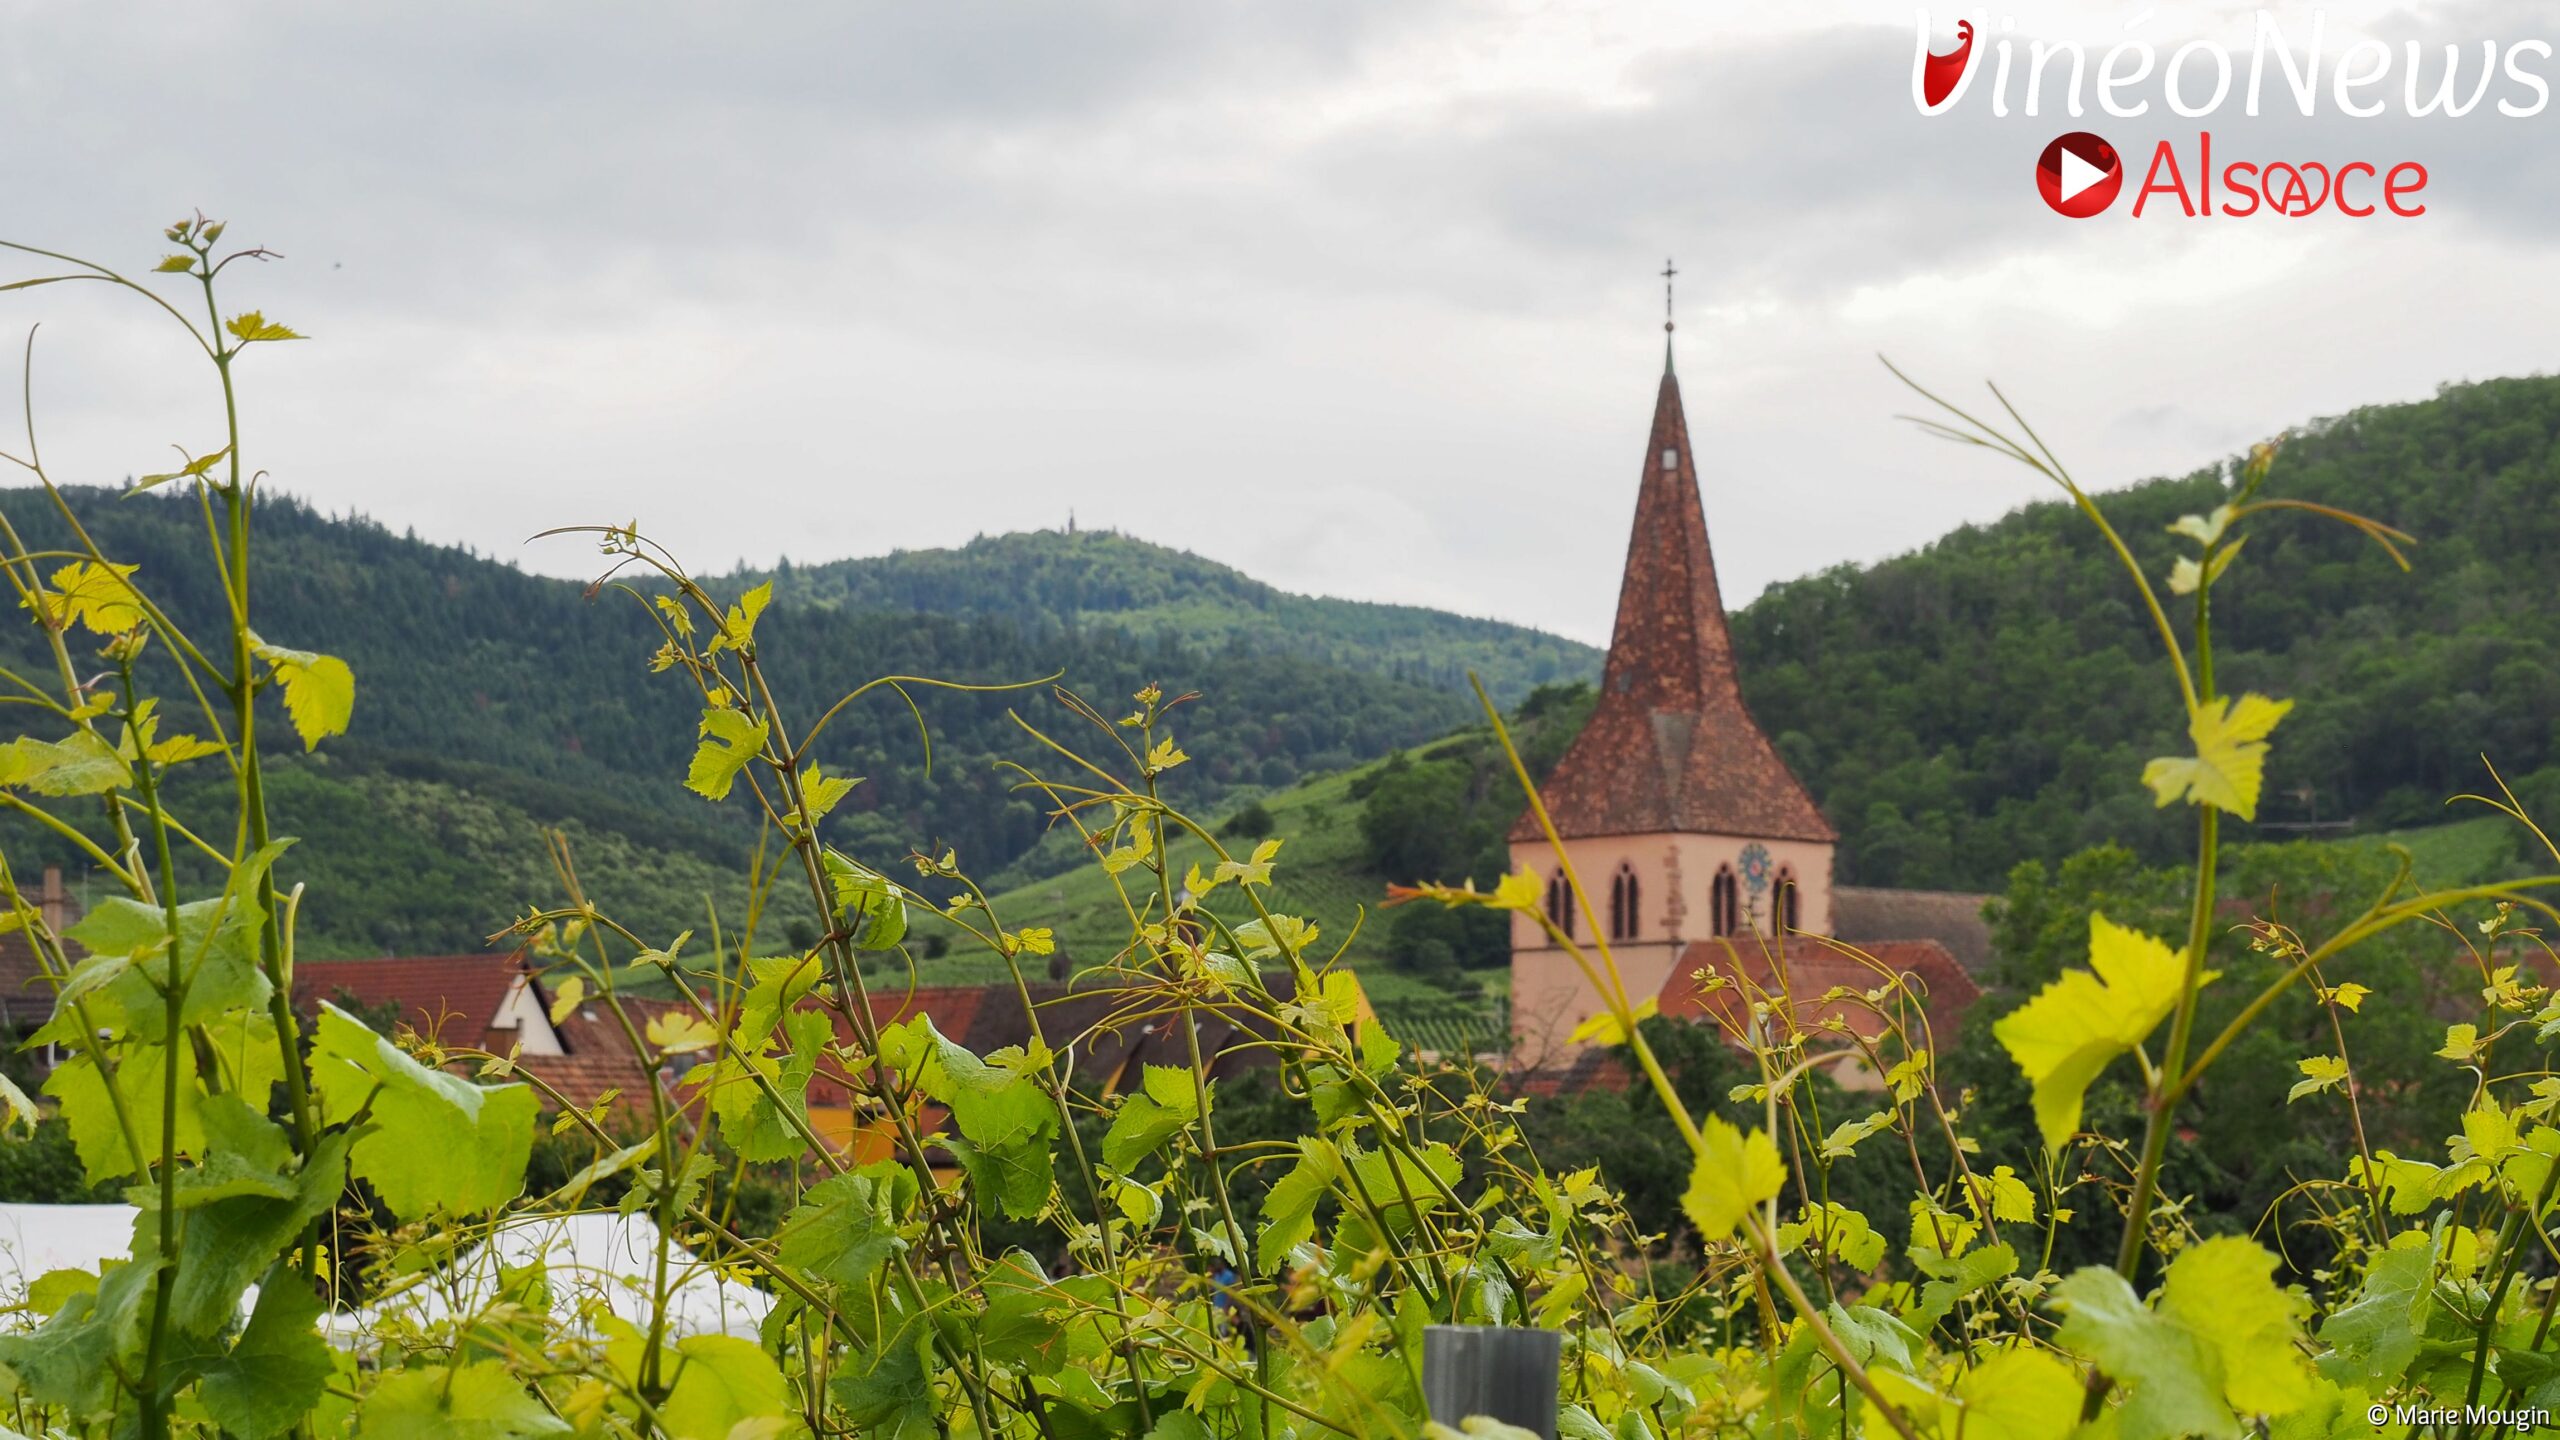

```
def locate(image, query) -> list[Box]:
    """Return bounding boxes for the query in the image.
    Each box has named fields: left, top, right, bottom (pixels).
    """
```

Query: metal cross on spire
left=1661, top=257, right=1678, bottom=375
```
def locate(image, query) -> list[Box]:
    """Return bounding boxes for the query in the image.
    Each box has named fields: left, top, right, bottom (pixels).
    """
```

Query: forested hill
left=0, top=493, right=1523, bottom=953
left=1735, top=373, right=2560, bottom=890
left=734, top=529, right=1597, bottom=700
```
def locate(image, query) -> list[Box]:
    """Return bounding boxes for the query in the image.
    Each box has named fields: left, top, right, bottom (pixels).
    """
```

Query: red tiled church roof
left=1511, top=367, right=1832, bottom=843
left=1655, top=936, right=1979, bottom=1049
left=1495, top=936, right=1980, bottom=1101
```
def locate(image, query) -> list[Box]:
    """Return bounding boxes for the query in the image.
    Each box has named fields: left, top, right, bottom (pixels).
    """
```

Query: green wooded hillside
left=737, top=528, right=1597, bottom=701
left=0, top=494, right=1525, bottom=953
left=1737, top=373, right=2560, bottom=888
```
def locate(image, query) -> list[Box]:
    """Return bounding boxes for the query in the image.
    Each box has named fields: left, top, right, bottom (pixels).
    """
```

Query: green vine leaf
left=2142, top=692, right=2293, bottom=821
left=1955, top=1349, right=2083, bottom=1440
left=223, top=311, right=306, bottom=344
left=65, top=839, right=291, bottom=1042
left=1994, top=912, right=2200, bottom=1157
left=135, top=444, right=231, bottom=491
left=22, top=559, right=144, bottom=633
left=309, top=1002, right=536, bottom=1219
left=823, top=852, right=909, bottom=950
left=878, top=1015, right=1059, bottom=1219
left=147, top=1127, right=350, bottom=1345
left=1680, top=1113, right=1785, bottom=1240
left=2314, top=1242, right=2433, bottom=1378
left=1256, top=1138, right=1342, bottom=1272
left=972, top=1248, right=1080, bottom=1376
left=1101, top=1066, right=1202, bottom=1172
left=703, top=580, right=772, bottom=656
left=798, top=763, right=859, bottom=826
left=1778, top=1202, right=1886, bottom=1272
left=185, top=1312, right=348, bottom=1436
left=0, top=730, right=132, bottom=795
left=1914, top=1242, right=2018, bottom=1334
left=0, top=1237, right=161, bottom=1414
left=827, top=1322, right=935, bottom=1440
left=249, top=635, right=355, bottom=749
left=776, top=1166, right=913, bottom=1292
left=2052, top=1237, right=2312, bottom=1439
left=356, top=1359, right=567, bottom=1439
left=43, top=1014, right=285, bottom=1184
left=688, top=1005, right=828, bottom=1162
left=656, top=1334, right=794, bottom=1440
left=2287, top=1056, right=2349, bottom=1103
left=0, top=1070, right=36, bottom=1135
left=2168, top=536, right=2246, bottom=596
left=684, top=705, right=767, bottom=800
left=2167, top=505, right=2235, bottom=546
left=1213, top=835, right=1280, bottom=887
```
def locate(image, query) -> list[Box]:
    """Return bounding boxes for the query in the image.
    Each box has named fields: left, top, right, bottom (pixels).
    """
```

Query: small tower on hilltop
left=1508, top=266, right=1838, bottom=1058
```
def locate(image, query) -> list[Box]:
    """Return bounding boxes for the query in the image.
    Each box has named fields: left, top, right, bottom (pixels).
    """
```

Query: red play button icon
left=2036, top=132, right=2122, bottom=218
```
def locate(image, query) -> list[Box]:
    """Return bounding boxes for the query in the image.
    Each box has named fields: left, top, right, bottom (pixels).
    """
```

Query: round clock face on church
left=1737, top=842, right=1773, bottom=898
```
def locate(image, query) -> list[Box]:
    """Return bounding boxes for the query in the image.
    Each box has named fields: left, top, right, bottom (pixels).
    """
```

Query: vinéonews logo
left=1913, top=9, right=2552, bottom=219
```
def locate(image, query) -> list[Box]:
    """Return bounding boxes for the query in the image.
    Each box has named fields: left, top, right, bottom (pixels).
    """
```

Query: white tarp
left=0, top=1204, right=771, bottom=1342
left=0, top=1203, right=139, bottom=1307
left=339, top=1211, right=773, bottom=1341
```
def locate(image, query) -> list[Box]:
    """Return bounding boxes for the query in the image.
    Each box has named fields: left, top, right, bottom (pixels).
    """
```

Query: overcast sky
left=3, top=1, right=2554, bottom=645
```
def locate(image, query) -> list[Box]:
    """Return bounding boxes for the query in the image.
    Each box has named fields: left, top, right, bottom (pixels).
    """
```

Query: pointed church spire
left=1600, top=365, right=1736, bottom=711
left=1509, top=311, right=1834, bottom=845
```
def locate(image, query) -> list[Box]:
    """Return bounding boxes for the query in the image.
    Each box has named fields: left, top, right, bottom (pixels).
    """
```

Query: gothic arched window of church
left=1608, top=862, right=1640, bottom=941
left=1775, top=865, right=1800, bottom=935
left=1710, top=864, right=1738, bottom=938
left=1545, top=870, right=1575, bottom=940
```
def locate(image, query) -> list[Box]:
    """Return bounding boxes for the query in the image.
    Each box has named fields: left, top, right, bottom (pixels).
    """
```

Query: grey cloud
left=1303, top=25, right=2042, bottom=308
left=0, top=1, right=1457, bottom=310
left=2, top=2, right=2554, bottom=644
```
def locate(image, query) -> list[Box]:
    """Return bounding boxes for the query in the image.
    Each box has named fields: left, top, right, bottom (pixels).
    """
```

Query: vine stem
left=121, top=662, right=190, bottom=1440
left=188, top=257, right=326, bottom=1202
left=2462, top=1158, right=2560, bottom=1424
left=2110, top=807, right=2216, bottom=1285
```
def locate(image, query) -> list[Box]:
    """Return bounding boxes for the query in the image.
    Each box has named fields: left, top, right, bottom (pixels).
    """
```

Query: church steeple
left=1512, top=328, right=1833, bottom=845
left=1599, top=368, right=1740, bottom=715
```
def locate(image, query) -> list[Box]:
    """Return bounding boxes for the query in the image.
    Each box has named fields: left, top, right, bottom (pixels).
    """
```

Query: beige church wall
left=1507, top=832, right=1837, bottom=1058
left=1663, top=833, right=1836, bottom=941
left=1509, top=936, right=1685, bottom=1065
left=1505, top=834, right=1835, bottom=950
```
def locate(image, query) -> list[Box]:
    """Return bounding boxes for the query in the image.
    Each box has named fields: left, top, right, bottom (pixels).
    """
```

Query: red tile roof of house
left=294, top=954, right=526, bottom=1047
left=1511, top=369, right=1831, bottom=843
left=292, top=953, right=666, bottom=1118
